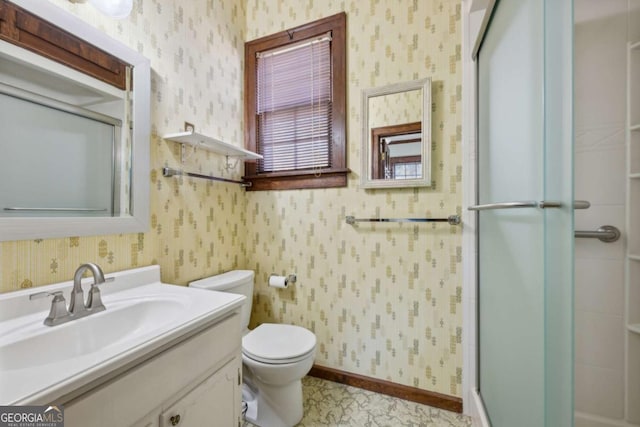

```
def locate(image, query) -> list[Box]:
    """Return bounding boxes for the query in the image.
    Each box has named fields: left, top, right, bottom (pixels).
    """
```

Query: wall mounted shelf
left=162, top=131, right=262, bottom=161
left=161, top=131, right=260, bottom=187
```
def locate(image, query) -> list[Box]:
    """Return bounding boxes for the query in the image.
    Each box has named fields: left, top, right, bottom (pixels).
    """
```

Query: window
left=244, top=13, right=347, bottom=191
left=392, top=161, right=422, bottom=180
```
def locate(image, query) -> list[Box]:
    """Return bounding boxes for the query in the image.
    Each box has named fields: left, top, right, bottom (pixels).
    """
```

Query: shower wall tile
left=575, top=311, right=624, bottom=370
left=574, top=0, right=627, bottom=422
left=245, top=0, right=463, bottom=397
left=574, top=147, right=626, bottom=205
left=575, top=258, right=624, bottom=315
left=575, top=362, right=625, bottom=420
left=574, top=0, right=627, bottom=135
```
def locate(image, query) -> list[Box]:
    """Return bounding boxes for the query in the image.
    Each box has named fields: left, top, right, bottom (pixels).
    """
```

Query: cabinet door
left=64, top=314, right=241, bottom=427
left=159, top=357, right=241, bottom=427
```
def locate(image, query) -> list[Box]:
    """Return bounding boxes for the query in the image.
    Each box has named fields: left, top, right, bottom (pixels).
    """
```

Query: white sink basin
left=0, top=265, right=245, bottom=405
left=0, top=297, right=185, bottom=371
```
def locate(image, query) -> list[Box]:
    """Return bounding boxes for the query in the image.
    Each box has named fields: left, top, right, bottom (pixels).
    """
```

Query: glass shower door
left=474, top=0, right=574, bottom=425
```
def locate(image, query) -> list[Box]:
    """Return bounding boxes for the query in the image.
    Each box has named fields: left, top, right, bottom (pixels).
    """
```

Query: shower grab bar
left=468, top=200, right=590, bottom=211
left=575, top=225, right=620, bottom=243
left=346, top=215, right=461, bottom=226
left=4, top=207, right=108, bottom=212
left=162, top=167, right=251, bottom=187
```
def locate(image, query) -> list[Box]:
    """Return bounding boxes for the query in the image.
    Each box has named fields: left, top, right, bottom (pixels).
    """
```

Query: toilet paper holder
left=269, top=274, right=297, bottom=286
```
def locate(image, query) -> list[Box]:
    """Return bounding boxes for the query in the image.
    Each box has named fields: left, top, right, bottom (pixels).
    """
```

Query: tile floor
left=244, top=376, right=473, bottom=427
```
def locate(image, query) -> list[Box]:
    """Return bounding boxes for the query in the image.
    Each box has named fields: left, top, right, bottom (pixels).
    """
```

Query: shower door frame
left=461, top=0, right=575, bottom=424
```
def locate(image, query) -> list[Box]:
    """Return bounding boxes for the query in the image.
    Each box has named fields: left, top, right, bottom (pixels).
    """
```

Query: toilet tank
left=189, top=270, right=254, bottom=331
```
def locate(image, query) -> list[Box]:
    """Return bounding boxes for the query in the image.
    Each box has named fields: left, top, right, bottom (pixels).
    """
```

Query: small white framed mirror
left=360, top=78, right=431, bottom=189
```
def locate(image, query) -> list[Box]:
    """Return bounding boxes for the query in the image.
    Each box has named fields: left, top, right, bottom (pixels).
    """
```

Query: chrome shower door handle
left=468, top=200, right=590, bottom=211
left=467, top=201, right=562, bottom=211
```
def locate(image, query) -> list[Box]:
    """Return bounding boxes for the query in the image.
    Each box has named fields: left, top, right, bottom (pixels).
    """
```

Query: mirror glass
left=361, top=78, right=431, bottom=189
left=0, top=47, right=129, bottom=218
left=0, top=0, right=150, bottom=241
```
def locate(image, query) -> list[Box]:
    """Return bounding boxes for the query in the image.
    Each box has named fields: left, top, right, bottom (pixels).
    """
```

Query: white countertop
left=0, top=265, right=245, bottom=405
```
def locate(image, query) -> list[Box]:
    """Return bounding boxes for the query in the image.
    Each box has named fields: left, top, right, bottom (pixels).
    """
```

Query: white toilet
left=189, top=270, right=316, bottom=427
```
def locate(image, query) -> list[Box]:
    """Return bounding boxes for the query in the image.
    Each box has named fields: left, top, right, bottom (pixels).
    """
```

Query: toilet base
left=242, top=379, right=303, bottom=427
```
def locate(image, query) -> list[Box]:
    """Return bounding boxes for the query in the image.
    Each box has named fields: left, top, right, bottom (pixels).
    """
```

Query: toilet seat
left=242, top=323, right=316, bottom=365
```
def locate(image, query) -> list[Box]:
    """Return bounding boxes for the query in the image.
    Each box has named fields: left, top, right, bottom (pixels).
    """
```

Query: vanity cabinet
left=158, top=358, right=240, bottom=427
left=64, top=313, right=242, bottom=427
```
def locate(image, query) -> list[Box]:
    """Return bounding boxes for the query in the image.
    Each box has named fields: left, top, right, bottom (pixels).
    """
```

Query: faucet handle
left=29, top=290, right=64, bottom=301
left=29, top=291, right=70, bottom=326
left=86, top=277, right=113, bottom=312
left=86, top=286, right=105, bottom=312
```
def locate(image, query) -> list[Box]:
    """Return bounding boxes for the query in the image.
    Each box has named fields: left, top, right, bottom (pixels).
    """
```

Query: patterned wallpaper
left=245, top=0, right=463, bottom=397
left=0, top=0, right=462, bottom=400
left=0, top=0, right=248, bottom=291
left=368, top=88, right=423, bottom=130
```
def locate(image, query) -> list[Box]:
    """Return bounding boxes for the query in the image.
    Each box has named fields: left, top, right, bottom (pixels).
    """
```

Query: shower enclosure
left=471, top=0, right=640, bottom=425
left=472, top=0, right=574, bottom=425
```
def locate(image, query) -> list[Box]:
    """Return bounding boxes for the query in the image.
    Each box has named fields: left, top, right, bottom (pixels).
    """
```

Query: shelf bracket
left=180, top=142, right=200, bottom=164
left=224, top=155, right=240, bottom=171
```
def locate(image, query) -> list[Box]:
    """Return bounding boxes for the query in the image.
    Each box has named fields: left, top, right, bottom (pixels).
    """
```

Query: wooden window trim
left=370, top=121, right=422, bottom=180
left=0, top=0, right=128, bottom=89
left=243, top=12, right=348, bottom=191
left=390, top=155, right=421, bottom=165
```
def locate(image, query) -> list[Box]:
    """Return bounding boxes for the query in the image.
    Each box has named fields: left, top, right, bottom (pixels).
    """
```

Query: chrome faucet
left=30, top=263, right=110, bottom=326
left=69, top=263, right=106, bottom=315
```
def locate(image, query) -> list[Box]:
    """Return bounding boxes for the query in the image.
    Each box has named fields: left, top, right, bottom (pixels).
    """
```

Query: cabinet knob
left=170, top=414, right=181, bottom=426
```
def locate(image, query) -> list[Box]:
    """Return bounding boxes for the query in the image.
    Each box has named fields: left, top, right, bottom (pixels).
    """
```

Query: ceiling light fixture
left=67, top=0, right=133, bottom=19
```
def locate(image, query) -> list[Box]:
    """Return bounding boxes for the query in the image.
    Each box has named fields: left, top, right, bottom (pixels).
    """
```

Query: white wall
left=574, top=1, right=629, bottom=425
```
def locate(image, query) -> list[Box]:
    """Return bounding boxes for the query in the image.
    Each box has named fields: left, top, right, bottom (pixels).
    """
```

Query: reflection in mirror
left=0, top=48, right=130, bottom=218
left=371, top=122, right=422, bottom=180
left=361, top=78, right=431, bottom=189
left=0, top=0, right=150, bottom=241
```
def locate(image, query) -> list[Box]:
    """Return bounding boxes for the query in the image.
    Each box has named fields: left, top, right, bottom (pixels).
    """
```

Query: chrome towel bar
left=575, top=225, right=620, bottom=243
left=346, top=215, right=461, bottom=226
left=4, top=207, right=108, bottom=212
left=162, top=167, right=251, bottom=187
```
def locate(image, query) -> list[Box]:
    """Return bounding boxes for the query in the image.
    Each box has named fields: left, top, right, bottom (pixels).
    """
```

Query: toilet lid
left=242, top=323, right=316, bottom=363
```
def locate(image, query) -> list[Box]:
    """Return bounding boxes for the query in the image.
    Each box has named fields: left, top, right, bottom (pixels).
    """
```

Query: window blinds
left=256, top=33, right=332, bottom=172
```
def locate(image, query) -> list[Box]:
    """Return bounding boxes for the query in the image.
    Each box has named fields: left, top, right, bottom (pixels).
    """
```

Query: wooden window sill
left=243, top=168, right=350, bottom=191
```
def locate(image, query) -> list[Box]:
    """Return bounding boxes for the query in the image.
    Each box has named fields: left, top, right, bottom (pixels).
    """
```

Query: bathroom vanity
left=0, top=266, right=245, bottom=427
left=65, top=314, right=242, bottom=427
